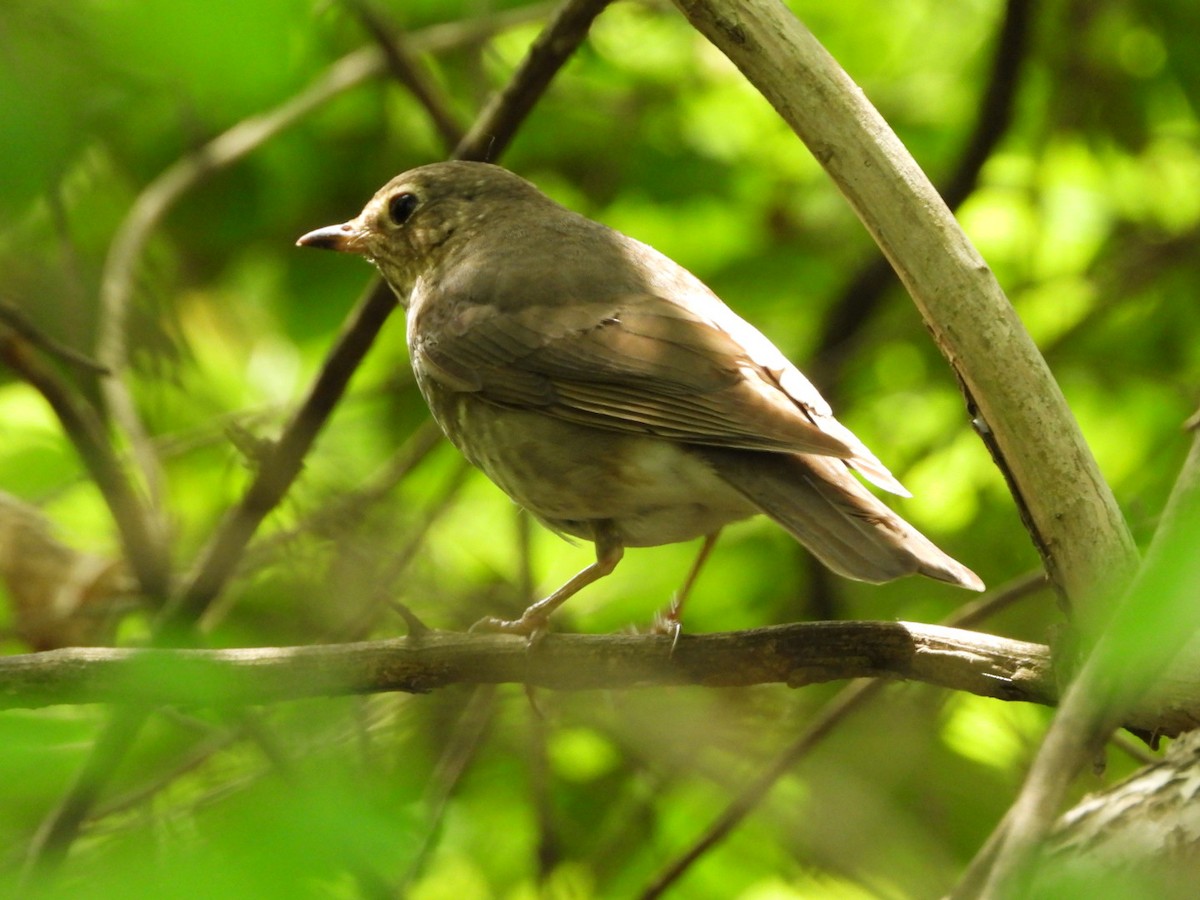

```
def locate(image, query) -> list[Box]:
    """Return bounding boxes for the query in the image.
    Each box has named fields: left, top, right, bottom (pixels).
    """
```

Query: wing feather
left=414, top=294, right=908, bottom=493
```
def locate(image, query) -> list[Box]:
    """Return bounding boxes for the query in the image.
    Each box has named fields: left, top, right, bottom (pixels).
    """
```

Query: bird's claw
left=469, top=613, right=551, bottom=647
left=650, top=601, right=684, bottom=655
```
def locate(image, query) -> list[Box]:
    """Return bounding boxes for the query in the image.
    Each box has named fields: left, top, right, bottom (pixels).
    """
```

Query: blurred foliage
left=0, top=0, right=1197, bottom=896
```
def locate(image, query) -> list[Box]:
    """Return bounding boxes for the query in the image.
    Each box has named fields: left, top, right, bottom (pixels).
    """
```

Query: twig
left=20, top=706, right=149, bottom=883
left=0, top=331, right=168, bottom=597
left=401, top=686, right=499, bottom=886
left=325, top=457, right=472, bottom=642
left=200, top=419, right=446, bottom=631
left=0, top=300, right=110, bottom=375
left=161, top=277, right=398, bottom=632
left=641, top=678, right=885, bottom=899
left=453, top=0, right=614, bottom=160
left=347, top=0, right=467, bottom=150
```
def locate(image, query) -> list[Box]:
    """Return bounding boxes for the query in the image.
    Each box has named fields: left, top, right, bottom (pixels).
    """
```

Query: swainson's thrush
left=298, top=161, right=983, bottom=635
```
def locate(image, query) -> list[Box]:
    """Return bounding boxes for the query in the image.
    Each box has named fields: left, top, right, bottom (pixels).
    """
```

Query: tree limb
left=976, top=412, right=1200, bottom=897
left=2, top=620, right=1196, bottom=737
left=0, top=621, right=1053, bottom=709
left=670, top=0, right=1139, bottom=634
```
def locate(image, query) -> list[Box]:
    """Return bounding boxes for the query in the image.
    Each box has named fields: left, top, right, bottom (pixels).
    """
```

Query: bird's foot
left=469, top=611, right=551, bottom=646
left=650, top=599, right=684, bottom=655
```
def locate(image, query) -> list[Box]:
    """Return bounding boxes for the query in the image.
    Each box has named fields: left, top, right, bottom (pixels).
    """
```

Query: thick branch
left=976, top=414, right=1200, bottom=897
left=671, top=0, right=1139, bottom=631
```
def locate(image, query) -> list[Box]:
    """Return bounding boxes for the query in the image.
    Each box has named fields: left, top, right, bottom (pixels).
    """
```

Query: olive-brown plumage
left=298, top=161, right=983, bottom=634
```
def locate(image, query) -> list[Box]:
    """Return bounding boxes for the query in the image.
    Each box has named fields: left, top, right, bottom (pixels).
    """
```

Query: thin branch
left=224, top=419, right=445, bottom=593
left=161, top=279, right=394, bottom=632
left=322, top=457, right=472, bottom=642
left=453, top=0, right=614, bottom=160
left=20, top=706, right=149, bottom=883
left=0, top=300, right=109, bottom=375
left=641, top=678, right=886, bottom=900
left=0, top=331, right=169, bottom=597
left=347, top=0, right=467, bottom=150
left=401, top=686, right=499, bottom=887
left=670, top=0, right=1138, bottom=634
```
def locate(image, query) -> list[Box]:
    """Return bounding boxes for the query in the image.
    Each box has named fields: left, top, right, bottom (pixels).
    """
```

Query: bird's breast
left=414, top=373, right=757, bottom=547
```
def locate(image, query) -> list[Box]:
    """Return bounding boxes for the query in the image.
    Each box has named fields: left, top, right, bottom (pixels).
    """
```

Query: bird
left=297, top=161, right=983, bottom=637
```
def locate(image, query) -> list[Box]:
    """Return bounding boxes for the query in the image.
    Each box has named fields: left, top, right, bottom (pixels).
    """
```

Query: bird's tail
left=699, top=447, right=984, bottom=591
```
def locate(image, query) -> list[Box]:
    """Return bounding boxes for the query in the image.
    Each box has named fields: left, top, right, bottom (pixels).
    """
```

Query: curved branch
left=671, top=0, right=1139, bottom=631
left=0, top=331, right=169, bottom=598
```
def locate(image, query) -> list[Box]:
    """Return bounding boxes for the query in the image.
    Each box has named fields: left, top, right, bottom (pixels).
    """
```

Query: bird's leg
left=653, top=530, right=721, bottom=647
left=471, top=523, right=624, bottom=641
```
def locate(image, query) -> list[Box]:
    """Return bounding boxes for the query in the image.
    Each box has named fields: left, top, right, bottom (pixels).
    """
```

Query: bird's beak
left=295, top=221, right=366, bottom=253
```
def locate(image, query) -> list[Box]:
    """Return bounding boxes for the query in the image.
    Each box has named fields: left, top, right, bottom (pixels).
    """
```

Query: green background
left=1, top=0, right=1197, bottom=896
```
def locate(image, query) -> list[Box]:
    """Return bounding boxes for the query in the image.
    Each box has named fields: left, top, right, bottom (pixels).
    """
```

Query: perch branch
left=0, top=621, right=1054, bottom=709
left=1, top=618, right=1195, bottom=740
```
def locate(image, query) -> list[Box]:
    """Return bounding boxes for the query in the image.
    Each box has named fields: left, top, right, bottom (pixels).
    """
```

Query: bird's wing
left=414, top=294, right=907, bottom=494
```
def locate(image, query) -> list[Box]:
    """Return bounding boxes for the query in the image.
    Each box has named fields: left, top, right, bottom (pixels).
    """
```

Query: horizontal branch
left=0, top=621, right=1048, bottom=704
left=4, top=621, right=1194, bottom=733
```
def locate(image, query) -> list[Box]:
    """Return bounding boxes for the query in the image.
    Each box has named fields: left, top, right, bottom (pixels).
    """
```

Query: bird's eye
left=388, top=192, right=419, bottom=225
